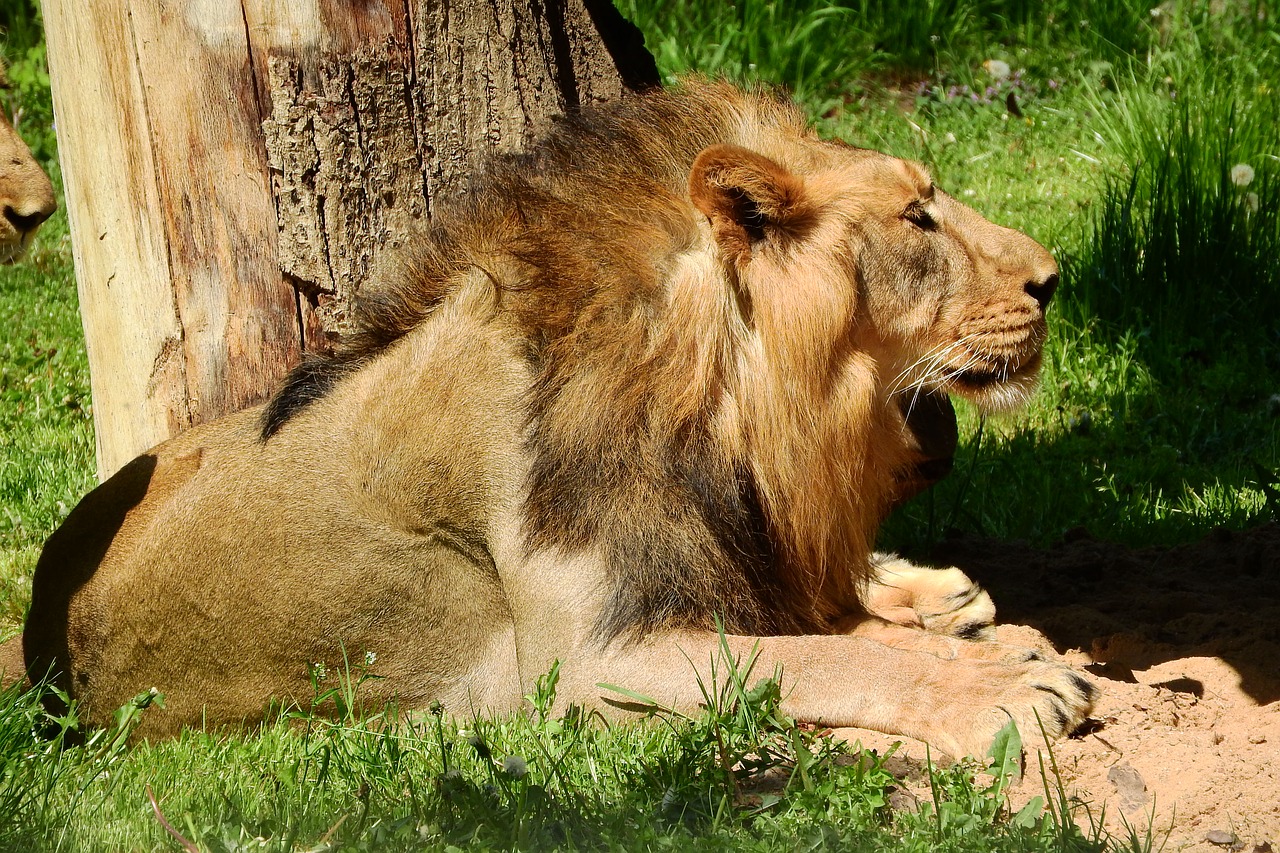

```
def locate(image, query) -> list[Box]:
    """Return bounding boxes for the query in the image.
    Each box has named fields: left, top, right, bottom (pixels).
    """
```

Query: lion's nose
left=1024, top=272, right=1058, bottom=312
left=4, top=203, right=54, bottom=236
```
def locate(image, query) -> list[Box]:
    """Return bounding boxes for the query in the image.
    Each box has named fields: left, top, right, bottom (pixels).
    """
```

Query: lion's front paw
left=866, top=555, right=996, bottom=641
left=935, top=657, right=1098, bottom=759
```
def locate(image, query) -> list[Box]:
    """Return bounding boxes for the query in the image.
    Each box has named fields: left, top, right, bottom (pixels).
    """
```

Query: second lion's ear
left=688, top=144, right=814, bottom=262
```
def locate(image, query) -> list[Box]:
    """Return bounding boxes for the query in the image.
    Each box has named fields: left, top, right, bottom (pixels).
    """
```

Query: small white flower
left=502, top=755, right=528, bottom=778
left=963, top=188, right=977, bottom=197
left=983, top=59, right=1011, bottom=81
left=364, top=650, right=377, bottom=666
left=1231, top=163, right=1255, bottom=186
left=945, top=132, right=957, bottom=144
left=309, top=662, right=327, bottom=680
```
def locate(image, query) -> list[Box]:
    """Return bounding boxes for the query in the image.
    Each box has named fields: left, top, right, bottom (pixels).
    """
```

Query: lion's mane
left=263, top=82, right=892, bottom=642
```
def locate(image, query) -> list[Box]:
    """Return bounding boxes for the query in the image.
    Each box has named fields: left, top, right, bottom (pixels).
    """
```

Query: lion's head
left=846, top=156, right=1057, bottom=413
left=0, top=64, right=56, bottom=264
left=688, top=137, right=1057, bottom=417
left=670, top=121, right=1057, bottom=626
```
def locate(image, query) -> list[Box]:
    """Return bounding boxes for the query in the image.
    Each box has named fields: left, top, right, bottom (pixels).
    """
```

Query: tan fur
left=863, top=555, right=998, bottom=640
left=0, top=63, right=55, bottom=263
left=20, top=82, right=1092, bottom=757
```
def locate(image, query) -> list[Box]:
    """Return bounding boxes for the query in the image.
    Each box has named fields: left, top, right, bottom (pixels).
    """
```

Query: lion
left=12, top=81, right=1094, bottom=758
left=0, top=62, right=56, bottom=263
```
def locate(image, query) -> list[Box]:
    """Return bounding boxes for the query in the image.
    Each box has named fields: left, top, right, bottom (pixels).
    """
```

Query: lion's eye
left=903, top=202, right=936, bottom=231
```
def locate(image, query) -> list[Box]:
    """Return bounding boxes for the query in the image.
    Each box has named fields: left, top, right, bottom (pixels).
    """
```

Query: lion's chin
left=949, top=355, right=1043, bottom=413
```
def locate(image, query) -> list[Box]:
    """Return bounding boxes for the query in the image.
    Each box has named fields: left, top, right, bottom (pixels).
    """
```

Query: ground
left=837, top=522, right=1280, bottom=851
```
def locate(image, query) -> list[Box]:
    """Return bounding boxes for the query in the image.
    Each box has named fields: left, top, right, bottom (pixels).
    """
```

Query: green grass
left=879, top=6, right=1280, bottom=547
left=1, top=0, right=57, bottom=165
left=2, top=659, right=1115, bottom=852
left=1, top=0, right=86, bottom=629
left=0, top=210, right=93, bottom=629
left=3, top=0, right=1279, bottom=849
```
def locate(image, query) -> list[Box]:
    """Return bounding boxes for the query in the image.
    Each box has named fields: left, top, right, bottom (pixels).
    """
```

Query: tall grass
left=839, top=0, right=1155, bottom=71
left=1065, top=25, right=1280, bottom=347
left=2, top=0, right=85, bottom=635
left=1064, top=125, right=1278, bottom=343
left=621, top=0, right=1159, bottom=92
left=1, top=0, right=57, bottom=165
left=0, top=211, right=92, bottom=628
left=616, top=0, right=879, bottom=108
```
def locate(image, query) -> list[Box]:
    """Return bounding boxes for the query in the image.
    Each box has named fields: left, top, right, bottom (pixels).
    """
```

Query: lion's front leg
left=563, top=630, right=1096, bottom=760
left=860, top=554, right=997, bottom=641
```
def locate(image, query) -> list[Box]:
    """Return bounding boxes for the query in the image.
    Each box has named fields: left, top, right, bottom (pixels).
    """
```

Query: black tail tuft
left=259, top=355, right=360, bottom=440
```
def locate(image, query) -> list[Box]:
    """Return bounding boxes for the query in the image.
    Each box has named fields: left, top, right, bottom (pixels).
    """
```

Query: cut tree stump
left=42, top=0, right=658, bottom=478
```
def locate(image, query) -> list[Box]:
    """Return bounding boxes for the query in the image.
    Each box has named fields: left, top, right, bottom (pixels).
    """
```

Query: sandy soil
left=834, top=522, right=1280, bottom=851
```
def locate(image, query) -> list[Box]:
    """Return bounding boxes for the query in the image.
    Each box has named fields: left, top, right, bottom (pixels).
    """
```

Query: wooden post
left=41, top=0, right=658, bottom=479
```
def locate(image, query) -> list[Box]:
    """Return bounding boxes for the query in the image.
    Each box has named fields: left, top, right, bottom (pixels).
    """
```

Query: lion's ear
left=689, top=144, right=814, bottom=261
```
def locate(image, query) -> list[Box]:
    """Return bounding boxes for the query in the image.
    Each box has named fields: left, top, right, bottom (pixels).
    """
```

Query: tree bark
left=42, top=0, right=658, bottom=479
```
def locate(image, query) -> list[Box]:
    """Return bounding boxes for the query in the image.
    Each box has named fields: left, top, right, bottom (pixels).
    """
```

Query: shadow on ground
left=927, top=521, right=1280, bottom=705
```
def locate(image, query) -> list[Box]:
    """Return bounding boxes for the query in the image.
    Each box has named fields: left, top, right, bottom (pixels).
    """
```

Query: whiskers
left=885, top=327, right=1041, bottom=421
left=886, top=332, right=982, bottom=396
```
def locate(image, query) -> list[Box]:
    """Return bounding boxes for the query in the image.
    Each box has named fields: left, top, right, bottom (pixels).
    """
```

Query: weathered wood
left=43, top=0, right=186, bottom=469
left=43, top=0, right=658, bottom=478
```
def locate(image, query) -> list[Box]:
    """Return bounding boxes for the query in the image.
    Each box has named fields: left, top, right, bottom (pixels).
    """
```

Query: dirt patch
left=835, top=522, right=1280, bottom=851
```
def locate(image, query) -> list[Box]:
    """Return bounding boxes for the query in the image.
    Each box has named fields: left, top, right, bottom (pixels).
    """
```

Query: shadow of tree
left=925, top=522, right=1280, bottom=705
left=882, top=339, right=1279, bottom=550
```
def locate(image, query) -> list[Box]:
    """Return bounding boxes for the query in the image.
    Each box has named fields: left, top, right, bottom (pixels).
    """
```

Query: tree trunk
left=41, top=0, right=658, bottom=479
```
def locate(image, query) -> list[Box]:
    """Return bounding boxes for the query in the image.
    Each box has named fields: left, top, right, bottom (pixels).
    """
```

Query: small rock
left=886, top=785, right=921, bottom=813
left=1062, top=525, right=1093, bottom=544
left=1252, top=843, right=1273, bottom=853
left=1206, top=830, right=1237, bottom=846
left=1107, top=763, right=1148, bottom=813
left=1248, top=733, right=1267, bottom=744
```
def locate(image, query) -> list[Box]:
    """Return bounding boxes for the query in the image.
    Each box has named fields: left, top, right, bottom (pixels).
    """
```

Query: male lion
left=15, top=82, right=1094, bottom=757
left=0, top=62, right=56, bottom=263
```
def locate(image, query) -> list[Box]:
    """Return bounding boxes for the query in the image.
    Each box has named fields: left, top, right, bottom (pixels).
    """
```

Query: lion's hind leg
left=864, top=554, right=996, bottom=641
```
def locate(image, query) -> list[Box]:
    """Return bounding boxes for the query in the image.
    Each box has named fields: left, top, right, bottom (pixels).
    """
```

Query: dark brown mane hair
left=261, top=81, right=889, bottom=642
left=263, top=82, right=802, bottom=438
